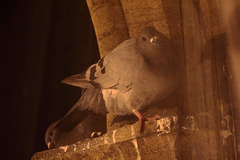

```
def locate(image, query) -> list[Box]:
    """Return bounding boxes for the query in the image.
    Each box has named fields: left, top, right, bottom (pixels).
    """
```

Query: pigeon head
left=137, top=26, right=176, bottom=64
left=45, top=121, right=59, bottom=149
left=44, top=113, right=104, bottom=149
left=138, top=26, right=160, bottom=44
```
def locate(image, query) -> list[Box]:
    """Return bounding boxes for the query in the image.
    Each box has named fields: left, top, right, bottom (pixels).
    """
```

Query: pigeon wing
left=61, top=57, right=120, bottom=89
left=61, top=39, right=139, bottom=90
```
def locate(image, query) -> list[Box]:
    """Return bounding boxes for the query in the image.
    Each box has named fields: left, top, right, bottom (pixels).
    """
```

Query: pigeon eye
left=142, top=37, right=146, bottom=41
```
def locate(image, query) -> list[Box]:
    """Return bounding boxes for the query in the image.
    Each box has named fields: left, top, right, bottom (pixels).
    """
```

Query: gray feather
left=62, top=26, right=179, bottom=118
left=45, top=113, right=106, bottom=149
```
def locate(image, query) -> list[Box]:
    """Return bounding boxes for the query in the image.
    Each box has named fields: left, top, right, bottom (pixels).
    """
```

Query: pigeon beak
left=47, top=142, right=51, bottom=149
left=149, top=36, right=159, bottom=43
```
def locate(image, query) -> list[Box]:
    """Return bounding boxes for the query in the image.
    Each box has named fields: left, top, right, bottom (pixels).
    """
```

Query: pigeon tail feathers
left=61, top=73, right=92, bottom=88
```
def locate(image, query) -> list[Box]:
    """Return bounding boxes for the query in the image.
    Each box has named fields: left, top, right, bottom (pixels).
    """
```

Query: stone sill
left=32, top=116, right=178, bottom=160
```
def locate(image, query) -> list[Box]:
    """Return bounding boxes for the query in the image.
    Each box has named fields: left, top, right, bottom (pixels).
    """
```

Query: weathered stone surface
left=86, top=0, right=129, bottom=58
left=32, top=116, right=178, bottom=160
left=32, top=113, right=235, bottom=159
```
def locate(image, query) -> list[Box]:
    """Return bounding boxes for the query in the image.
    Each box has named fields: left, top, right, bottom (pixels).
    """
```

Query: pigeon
left=45, top=88, right=107, bottom=149
left=45, top=113, right=106, bottom=149
left=62, top=26, right=179, bottom=132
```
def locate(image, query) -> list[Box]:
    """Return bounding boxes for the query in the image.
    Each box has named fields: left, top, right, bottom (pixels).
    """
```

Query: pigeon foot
left=132, top=109, right=160, bottom=132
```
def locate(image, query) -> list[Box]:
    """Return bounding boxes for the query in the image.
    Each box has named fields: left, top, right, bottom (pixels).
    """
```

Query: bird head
left=138, top=26, right=161, bottom=45
left=137, top=26, right=176, bottom=64
left=45, top=121, right=59, bottom=149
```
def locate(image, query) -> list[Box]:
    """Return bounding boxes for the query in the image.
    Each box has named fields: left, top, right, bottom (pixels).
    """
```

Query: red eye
left=142, top=37, right=146, bottom=41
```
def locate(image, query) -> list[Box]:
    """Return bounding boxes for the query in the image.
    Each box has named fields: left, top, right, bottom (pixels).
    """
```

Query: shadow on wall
left=0, top=0, right=100, bottom=159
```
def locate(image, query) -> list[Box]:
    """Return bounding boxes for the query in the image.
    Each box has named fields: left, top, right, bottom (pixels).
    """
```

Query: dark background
left=0, top=1, right=99, bottom=159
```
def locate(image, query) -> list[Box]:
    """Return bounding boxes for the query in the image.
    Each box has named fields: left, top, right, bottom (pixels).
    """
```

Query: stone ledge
left=32, top=113, right=234, bottom=160
left=32, top=116, right=178, bottom=160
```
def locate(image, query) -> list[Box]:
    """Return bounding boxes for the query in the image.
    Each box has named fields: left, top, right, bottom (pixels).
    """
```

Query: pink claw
left=132, top=109, right=160, bottom=132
